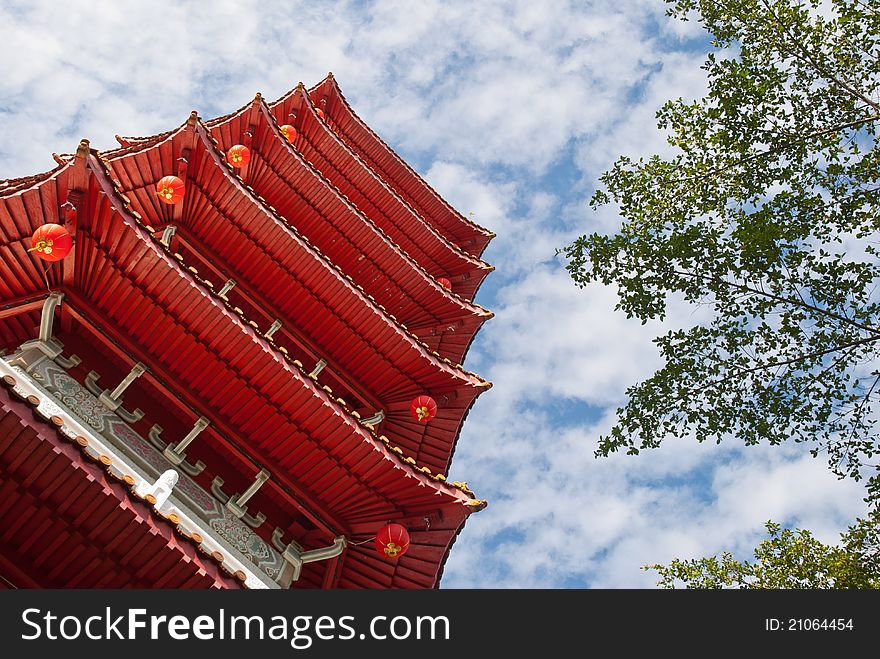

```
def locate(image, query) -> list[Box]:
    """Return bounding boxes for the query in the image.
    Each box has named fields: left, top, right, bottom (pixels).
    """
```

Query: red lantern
left=316, top=108, right=325, bottom=120
left=156, top=175, right=185, bottom=205
left=375, top=523, right=410, bottom=559
left=280, top=124, right=297, bottom=142
left=410, top=395, right=437, bottom=423
left=437, top=277, right=452, bottom=290
left=28, top=223, right=72, bottom=262
left=226, top=144, right=250, bottom=168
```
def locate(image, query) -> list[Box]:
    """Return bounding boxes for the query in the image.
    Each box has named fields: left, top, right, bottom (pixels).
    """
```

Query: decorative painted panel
left=12, top=356, right=285, bottom=580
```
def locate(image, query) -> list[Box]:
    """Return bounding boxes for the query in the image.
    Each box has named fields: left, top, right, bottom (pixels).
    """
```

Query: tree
left=646, top=509, right=880, bottom=588
left=565, top=0, right=880, bottom=500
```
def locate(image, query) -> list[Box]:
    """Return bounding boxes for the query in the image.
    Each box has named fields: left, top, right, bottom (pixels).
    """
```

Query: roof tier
left=0, top=385, right=240, bottom=588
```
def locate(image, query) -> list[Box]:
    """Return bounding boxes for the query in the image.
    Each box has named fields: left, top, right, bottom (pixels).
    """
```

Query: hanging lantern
left=375, top=523, right=410, bottom=559
left=410, top=395, right=437, bottom=423
left=28, top=223, right=72, bottom=262
left=316, top=107, right=325, bottom=120
left=155, top=175, right=185, bottom=205
left=280, top=124, right=297, bottom=142
left=437, top=277, right=452, bottom=290
left=226, top=144, right=251, bottom=168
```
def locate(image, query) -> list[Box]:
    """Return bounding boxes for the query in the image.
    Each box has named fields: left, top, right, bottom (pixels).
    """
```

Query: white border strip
left=0, top=357, right=279, bottom=589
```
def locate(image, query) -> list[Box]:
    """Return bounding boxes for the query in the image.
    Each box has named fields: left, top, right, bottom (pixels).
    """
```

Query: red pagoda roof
left=118, top=93, right=491, bottom=363
left=0, top=154, right=482, bottom=588
left=0, top=78, right=492, bottom=588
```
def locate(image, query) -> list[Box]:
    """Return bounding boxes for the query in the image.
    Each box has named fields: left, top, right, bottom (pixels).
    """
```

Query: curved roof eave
left=275, top=83, right=494, bottom=272
left=308, top=74, right=496, bottom=257
left=0, top=380, right=244, bottom=588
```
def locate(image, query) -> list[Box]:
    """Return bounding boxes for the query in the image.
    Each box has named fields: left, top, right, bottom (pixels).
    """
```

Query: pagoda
left=0, top=75, right=493, bottom=589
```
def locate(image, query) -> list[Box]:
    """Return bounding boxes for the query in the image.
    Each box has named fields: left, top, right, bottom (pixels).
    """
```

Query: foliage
left=647, top=508, right=880, bottom=588
left=565, top=0, right=880, bottom=499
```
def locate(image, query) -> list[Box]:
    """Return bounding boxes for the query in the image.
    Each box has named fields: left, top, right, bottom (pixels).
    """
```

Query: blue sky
left=0, top=0, right=869, bottom=587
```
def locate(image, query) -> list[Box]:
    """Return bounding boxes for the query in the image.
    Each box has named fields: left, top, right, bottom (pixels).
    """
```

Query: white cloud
left=445, top=412, right=867, bottom=587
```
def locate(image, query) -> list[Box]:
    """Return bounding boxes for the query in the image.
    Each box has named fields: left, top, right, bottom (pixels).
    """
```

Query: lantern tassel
left=38, top=261, right=52, bottom=295
left=27, top=231, right=59, bottom=294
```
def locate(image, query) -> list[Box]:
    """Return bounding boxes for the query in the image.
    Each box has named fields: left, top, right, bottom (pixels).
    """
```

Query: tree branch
left=673, top=268, right=880, bottom=336
left=759, top=0, right=880, bottom=112
left=692, top=334, right=880, bottom=395
left=852, top=0, right=880, bottom=18
left=674, top=113, right=880, bottom=183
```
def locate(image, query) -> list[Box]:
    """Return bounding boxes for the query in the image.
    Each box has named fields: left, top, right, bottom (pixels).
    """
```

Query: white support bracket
left=147, top=424, right=168, bottom=450
left=160, top=225, right=177, bottom=247
left=86, top=362, right=146, bottom=422
left=264, top=319, right=282, bottom=340
left=272, top=528, right=346, bottom=587
left=104, top=362, right=146, bottom=402
left=155, top=416, right=209, bottom=476
left=166, top=415, right=209, bottom=455
left=15, top=293, right=81, bottom=370
left=39, top=292, right=63, bottom=343
left=210, top=475, right=231, bottom=503
left=212, top=470, right=269, bottom=528
left=218, top=279, right=236, bottom=298
left=360, top=409, right=385, bottom=427
left=159, top=224, right=177, bottom=249
left=309, top=358, right=327, bottom=378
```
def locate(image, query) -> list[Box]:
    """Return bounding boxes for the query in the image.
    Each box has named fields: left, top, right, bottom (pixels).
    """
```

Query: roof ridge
left=287, top=84, right=495, bottom=270
left=319, top=77, right=496, bottom=244
left=115, top=133, right=158, bottom=144
left=101, top=127, right=179, bottom=159
left=0, top=162, right=68, bottom=197
left=205, top=94, right=259, bottom=128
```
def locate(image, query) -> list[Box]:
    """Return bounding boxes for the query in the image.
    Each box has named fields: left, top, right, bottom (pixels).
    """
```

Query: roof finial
left=186, top=110, right=199, bottom=126
left=295, top=81, right=305, bottom=91
left=254, top=91, right=263, bottom=103
left=75, top=139, right=90, bottom=159
left=327, top=71, right=334, bottom=79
